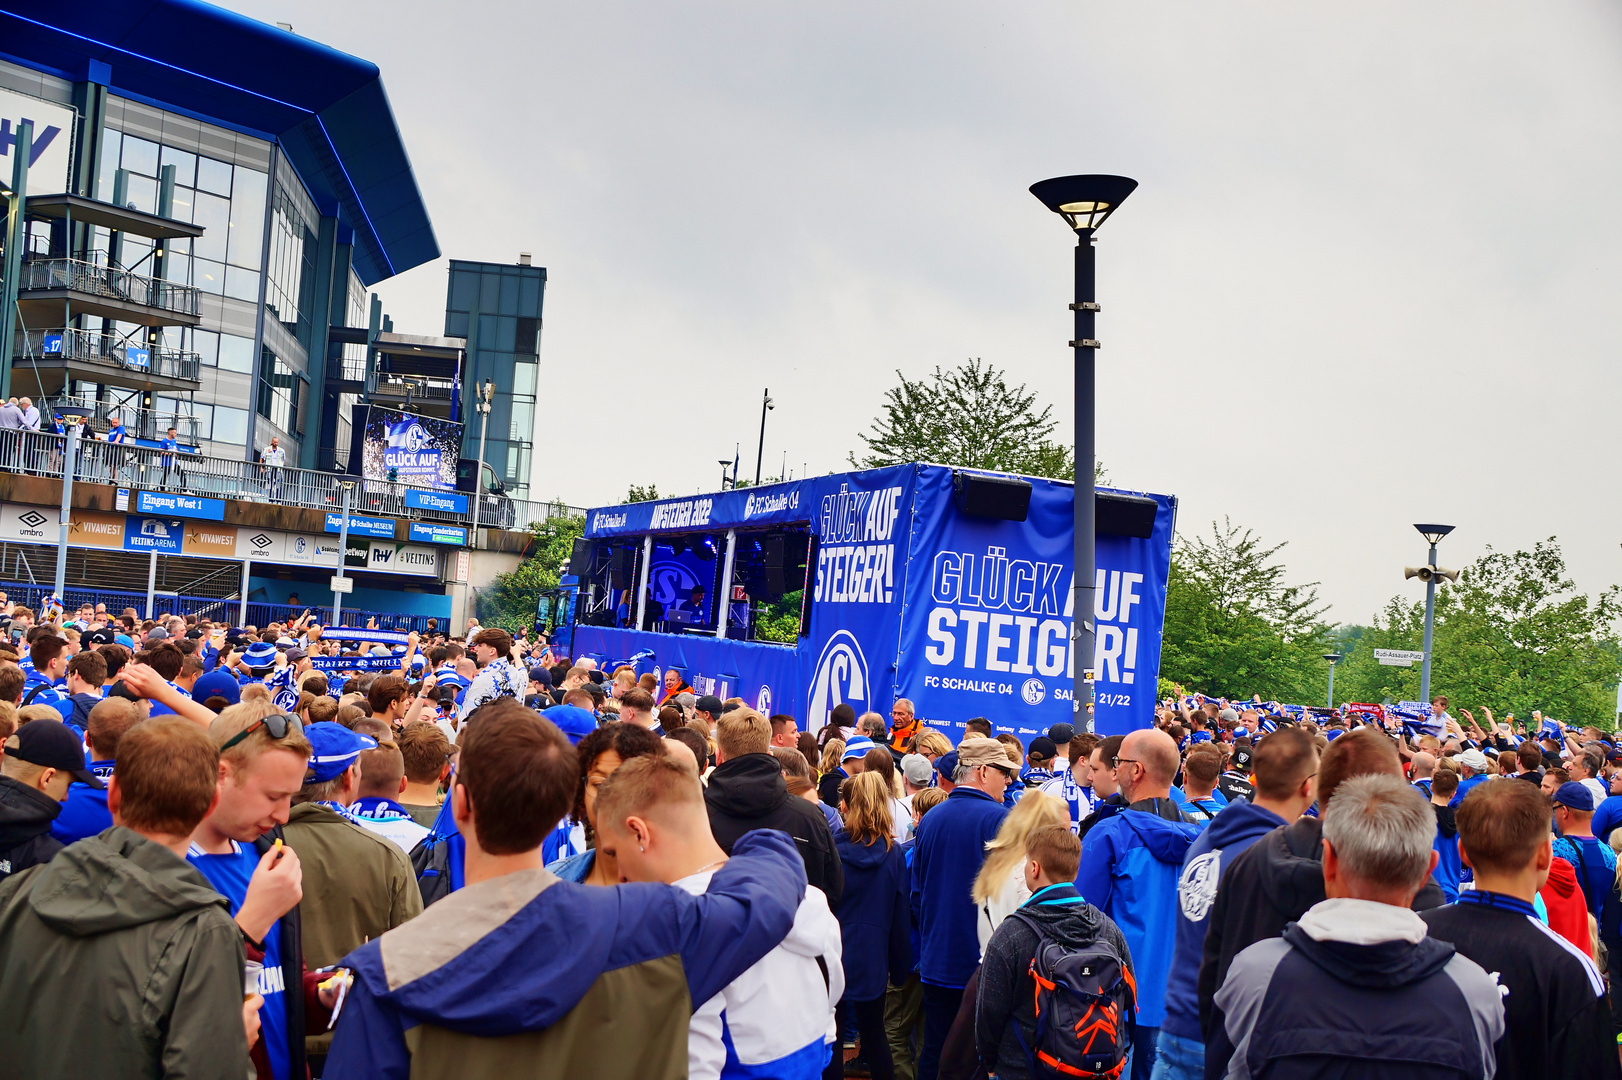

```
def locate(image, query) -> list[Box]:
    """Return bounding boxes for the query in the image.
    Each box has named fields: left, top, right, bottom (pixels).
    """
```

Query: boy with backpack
left=976, top=824, right=1137, bottom=1080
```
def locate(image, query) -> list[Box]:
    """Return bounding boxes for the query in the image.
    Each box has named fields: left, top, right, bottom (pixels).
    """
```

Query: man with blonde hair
left=599, top=755, right=843, bottom=1080
left=189, top=702, right=320, bottom=1080
left=704, top=706, right=842, bottom=903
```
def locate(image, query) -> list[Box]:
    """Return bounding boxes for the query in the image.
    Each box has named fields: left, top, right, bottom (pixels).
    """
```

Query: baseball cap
left=114, top=634, right=134, bottom=649
left=145, top=627, right=169, bottom=641
left=542, top=703, right=597, bottom=745
left=1218, top=707, right=1239, bottom=723
left=528, top=664, right=552, bottom=685
left=676, top=692, right=697, bottom=711
left=84, top=628, right=116, bottom=646
left=191, top=670, right=241, bottom=707
left=1046, top=722, right=1075, bottom=746
left=957, top=736, right=1018, bottom=774
left=935, top=750, right=959, bottom=779
left=1231, top=747, right=1255, bottom=772
left=696, top=695, right=724, bottom=716
left=284, top=647, right=308, bottom=662
left=1028, top=736, right=1058, bottom=760
left=901, top=753, right=934, bottom=788
left=6, top=720, right=103, bottom=788
left=1456, top=748, right=1490, bottom=772
left=304, top=722, right=376, bottom=784
left=1553, top=781, right=1596, bottom=812
left=842, top=735, right=877, bottom=762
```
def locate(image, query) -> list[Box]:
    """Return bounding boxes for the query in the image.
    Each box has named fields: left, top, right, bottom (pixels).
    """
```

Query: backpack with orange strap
left=1007, top=910, right=1137, bottom=1079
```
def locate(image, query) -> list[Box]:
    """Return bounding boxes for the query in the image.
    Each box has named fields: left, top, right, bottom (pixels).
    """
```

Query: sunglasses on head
left=219, top=712, right=296, bottom=752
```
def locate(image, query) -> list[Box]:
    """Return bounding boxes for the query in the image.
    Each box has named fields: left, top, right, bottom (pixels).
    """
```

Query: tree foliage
left=851, top=358, right=1080, bottom=480
left=1160, top=518, right=1333, bottom=702
left=1331, top=538, right=1621, bottom=724
left=477, top=510, right=586, bottom=632
left=623, top=484, right=660, bottom=504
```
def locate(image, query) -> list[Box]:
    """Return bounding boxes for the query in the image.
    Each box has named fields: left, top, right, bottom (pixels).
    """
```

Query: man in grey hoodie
left=0, top=716, right=255, bottom=1078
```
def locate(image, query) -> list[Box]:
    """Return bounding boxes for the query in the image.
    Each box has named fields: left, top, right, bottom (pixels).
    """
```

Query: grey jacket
left=0, top=825, right=250, bottom=1079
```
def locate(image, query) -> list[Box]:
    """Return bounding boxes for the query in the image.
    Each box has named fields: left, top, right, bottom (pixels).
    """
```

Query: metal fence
left=0, top=428, right=580, bottom=533
left=19, top=256, right=201, bottom=318
left=23, top=328, right=202, bottom=382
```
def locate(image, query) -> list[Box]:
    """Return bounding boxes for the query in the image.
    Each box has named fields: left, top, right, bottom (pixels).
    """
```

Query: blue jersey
left=189, top=840, right=289, bottom=1080
left=21, top=672, right=63, bottom=705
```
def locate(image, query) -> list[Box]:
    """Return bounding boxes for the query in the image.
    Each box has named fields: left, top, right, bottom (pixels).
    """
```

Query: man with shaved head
left=1075, top=727, right=1201, bottom=1080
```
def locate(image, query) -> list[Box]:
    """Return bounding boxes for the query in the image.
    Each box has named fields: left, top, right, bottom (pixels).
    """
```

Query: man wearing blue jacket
left=324, top=699, right=809, bottom=1080
left=1075, top=728, right=1200, bottom=1080
left=1155, top=727, right=1318, bottom=1080
left=910, top=736, right=1013, bottom=1080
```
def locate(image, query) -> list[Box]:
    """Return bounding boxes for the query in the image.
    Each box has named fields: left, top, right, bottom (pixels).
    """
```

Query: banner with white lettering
left=895, top=469, right=1175, bottom=738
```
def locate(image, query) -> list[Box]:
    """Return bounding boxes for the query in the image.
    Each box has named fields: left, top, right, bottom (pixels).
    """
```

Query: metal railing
left=0, top=583, right=446, bottom=632
left=24, top=328, right=202, bottom=383
left=374, top=375, right=456, bottom=400
left=0, top=427, right=579, bottom=533
left=44, top=394, right=202, bottom=440
left=18, top=256, right=201, bottom=318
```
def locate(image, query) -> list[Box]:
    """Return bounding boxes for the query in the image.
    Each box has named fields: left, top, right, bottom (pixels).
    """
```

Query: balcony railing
left=24, top=328, right=201, bottom=383
left=19, top=256, right=201, bottom=319
left=46, top=394, right=202, bottom=441
left=0, top=427, right=577, bottom=535
left=374, top=375, right=457, bottom=401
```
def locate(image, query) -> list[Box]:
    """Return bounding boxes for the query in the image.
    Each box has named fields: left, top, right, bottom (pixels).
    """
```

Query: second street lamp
left=1030, top=174, right=1138, bottom=734
left=1323, top=652, right=1342, bottom=709
left=1409, top=523, right=1457, bottom=706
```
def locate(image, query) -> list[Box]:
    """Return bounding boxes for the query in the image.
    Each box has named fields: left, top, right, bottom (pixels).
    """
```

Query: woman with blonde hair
left=818, top=738, right=846, bottom=779
left=971, top=790, right=1068, bottom=954
left=828, top=771, right=908, bottom=1080
left=914, top=729, right=953, bottom=762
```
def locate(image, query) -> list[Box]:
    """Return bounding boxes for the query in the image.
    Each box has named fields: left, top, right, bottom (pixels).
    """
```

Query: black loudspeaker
left=455, top=458, right=479, bottom=494
left=761, top=533, right=786, bottom=596
left=568, top=537, right=594, bottom=575
left=953, top=471, right=1033, bottom=521
left=611, top=545, right=635, bottom=590
left=1096, top=493, right=1159, bottom=539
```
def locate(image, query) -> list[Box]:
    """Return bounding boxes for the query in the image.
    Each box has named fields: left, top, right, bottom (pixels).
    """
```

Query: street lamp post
left=470, top=379, right=494, bottom=539
left=332, top=481, right=354, bottom=626
left=1323, top=652, right=1342, bottom=709
left=1412, top=524, right=1456, bottom=706
left=1030, top=175, right=1138, bottom=733
left=754, top=388, right=774, bottom=485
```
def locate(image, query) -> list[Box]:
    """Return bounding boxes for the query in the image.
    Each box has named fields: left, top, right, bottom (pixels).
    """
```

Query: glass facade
left=444, top=260, right=544, bottom=498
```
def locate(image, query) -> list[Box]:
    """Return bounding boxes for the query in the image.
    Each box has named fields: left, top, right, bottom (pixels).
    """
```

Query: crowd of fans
left=0, top=597, right=1620, bottom=1080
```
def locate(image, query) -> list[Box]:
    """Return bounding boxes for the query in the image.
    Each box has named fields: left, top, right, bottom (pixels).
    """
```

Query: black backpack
left=1008, top=910, right=1137, bottom=1080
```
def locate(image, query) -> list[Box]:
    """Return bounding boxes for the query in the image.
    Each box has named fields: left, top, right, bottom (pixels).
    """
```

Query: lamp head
left=1029, top=174, right=1139, bottom=233
left=1323, top=653, right=1343, bottom=664
left=1413, top=523, right=1455, bottom=545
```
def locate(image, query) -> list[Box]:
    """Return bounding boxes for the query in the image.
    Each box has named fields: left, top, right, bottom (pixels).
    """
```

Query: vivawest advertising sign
left=571, top=464, right=1175, bottom=741
left=360, top=407, right=462, bottom=492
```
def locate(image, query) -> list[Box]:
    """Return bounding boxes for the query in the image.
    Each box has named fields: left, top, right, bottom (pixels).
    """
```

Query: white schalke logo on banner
left=807, top=630, right=869, bottom=726
left=1021, top=678, right=1046, bottom=705
left=756, top=685, right=772, bottom=714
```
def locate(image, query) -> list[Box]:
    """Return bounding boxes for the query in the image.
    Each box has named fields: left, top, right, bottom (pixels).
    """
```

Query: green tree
left=1335, top=538, right=1620, bottom=725
left=851, top=358, right=1083, bottom=480
left=623, top=484, right=660, bottom=504
left=1160, top=518, right=1333, bottom=701
left=477, top=509, right=586, bottom=632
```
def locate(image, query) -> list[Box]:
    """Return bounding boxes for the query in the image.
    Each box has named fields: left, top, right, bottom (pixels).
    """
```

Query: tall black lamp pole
left=1029, top=175, right=1138, bottom=733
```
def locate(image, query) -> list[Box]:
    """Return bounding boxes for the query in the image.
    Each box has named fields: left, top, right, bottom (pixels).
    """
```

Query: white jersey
left=677, top=869, right=843, bottom=1080
left=456, top=658, right=526, bottom=724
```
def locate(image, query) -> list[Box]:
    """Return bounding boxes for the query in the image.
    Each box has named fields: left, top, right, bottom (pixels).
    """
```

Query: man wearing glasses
left=188, top=704, right=335, bottom=1080
left=1074, top=728, right=1202, bottom=1080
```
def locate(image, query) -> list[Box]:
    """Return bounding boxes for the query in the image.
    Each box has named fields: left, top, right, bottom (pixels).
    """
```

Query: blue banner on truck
left=572, top=464, right=1174, bottom=741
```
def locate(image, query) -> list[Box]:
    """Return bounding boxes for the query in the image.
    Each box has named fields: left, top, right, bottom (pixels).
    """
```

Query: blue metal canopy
left=0, top=0, right=438, bottom=284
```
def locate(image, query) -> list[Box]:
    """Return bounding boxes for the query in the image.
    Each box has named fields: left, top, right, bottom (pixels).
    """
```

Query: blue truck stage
left=562, top=463, right=1175, bottom=741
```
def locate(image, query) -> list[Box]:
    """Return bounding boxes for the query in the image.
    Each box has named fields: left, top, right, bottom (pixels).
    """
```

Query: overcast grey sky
left=236, top=0, right=1622, bottom=626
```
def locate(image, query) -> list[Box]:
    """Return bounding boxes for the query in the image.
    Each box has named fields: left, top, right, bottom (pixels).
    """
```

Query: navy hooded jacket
left=911, top=787, right=1008, bottom=988
left=325, top=830, right=807, bottom=1080
left=1074, top=803, right=1201, bottom=1027
left=1161, top=800, right=1285, bottom=1042
left=832, top=829, right=912, bottom=1002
